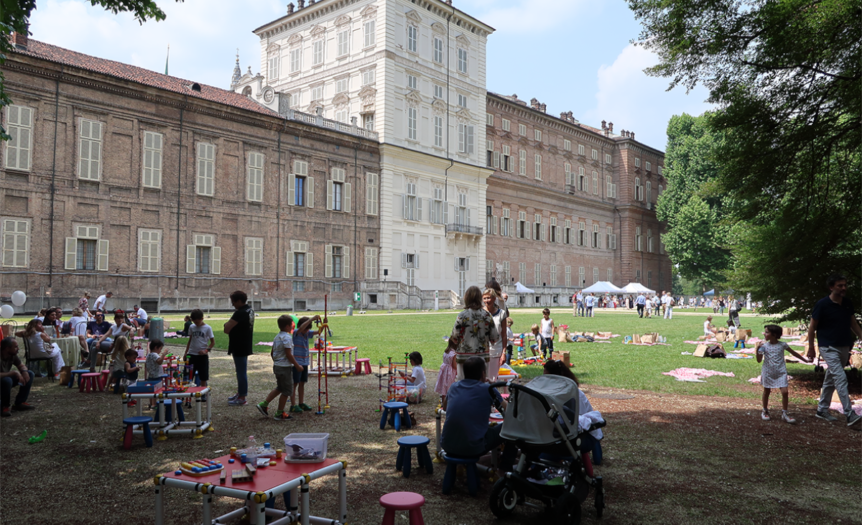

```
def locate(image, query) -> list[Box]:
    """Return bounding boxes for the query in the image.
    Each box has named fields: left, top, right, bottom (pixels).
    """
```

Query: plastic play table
left=122, top=385, right=212, bottom=440
left=309, top=346, right=358, bottom=376
left=154, top=454, right=347, bottom=525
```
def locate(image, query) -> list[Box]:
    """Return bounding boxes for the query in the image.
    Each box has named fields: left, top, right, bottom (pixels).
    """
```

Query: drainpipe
left=276, top=126, right=282, bottom=291
left=174, top=102, right=185, bottom=289
left=48, top=71, right=61, bottom=290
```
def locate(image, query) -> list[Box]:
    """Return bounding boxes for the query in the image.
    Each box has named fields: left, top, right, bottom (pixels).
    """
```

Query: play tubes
left=316, top=295, right=329, bottom=415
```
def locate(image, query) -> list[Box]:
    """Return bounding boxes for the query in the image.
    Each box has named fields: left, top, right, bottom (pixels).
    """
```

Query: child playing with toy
left=145, top=339, right=166, bottom=409
left=756, top=324, right=809, bottom=423
left=107, top=336, right=131, bottom=391
left=183, top=309, right=214, bottom=388
left=399, top=351, right=426, bottom=404
left=435, top=337, right=458, bottom=409
left=292, top=315, right=320, bottom=413
left=257, top=315, right=302, bottom=420
left=113, top=347, right=140, bottom=394
left=540, top=309, right=555, bottom=354
left=530, top=324, right=547, bottom=358
left=505, top=318, right=515, bottom=365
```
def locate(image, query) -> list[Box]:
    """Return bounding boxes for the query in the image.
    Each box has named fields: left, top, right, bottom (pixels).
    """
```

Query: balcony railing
left=446, top=223, right=483, bottom=235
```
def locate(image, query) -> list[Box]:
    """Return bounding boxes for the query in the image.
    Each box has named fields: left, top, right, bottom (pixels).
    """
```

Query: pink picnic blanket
left=748, top=374, right=794, bottom=384
left=593, top=334, right=621, bottom=340
left=630, top=342, right=672, bottom=346
left=663, top=368, right=735, bottom=382
left=831, top=402, right=862, bottom=416
left=256, top=341, right=274, bottom=346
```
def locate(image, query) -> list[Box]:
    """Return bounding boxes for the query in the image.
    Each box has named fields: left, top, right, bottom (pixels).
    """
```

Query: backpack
left=704, top=344, right=726, bottom=358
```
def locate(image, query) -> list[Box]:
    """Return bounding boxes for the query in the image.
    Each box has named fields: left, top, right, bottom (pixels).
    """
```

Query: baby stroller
left=489, top=375, right=605, bottom=524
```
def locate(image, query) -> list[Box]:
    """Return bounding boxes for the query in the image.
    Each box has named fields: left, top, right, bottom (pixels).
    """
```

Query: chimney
left=608, top=122, right=613, bottom=134
left=530, top=98, right=540, bottom=110
left=631, top=132, right=635, bottom=140
left=287, top=3, right=295, bottom=14
left=539, top=103, right=546, bottom=113
left=601, top=120, right=607, bottom=130
left=11, top=29, right=28, bottom=50
left=297, top=0, right=305, bottom=8
left=621, top=129, right=626, bottom=137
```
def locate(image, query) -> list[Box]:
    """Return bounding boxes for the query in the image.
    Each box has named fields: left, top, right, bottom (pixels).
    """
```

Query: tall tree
left=657, top=113, right=730, bottom=289
left=1, top=0, right=181, bottom=139
left=629, top=0, right=862, bottom=322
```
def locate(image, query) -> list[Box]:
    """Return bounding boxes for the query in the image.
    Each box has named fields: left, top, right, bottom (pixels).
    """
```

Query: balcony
left=446, top=223, right=483, bottom=237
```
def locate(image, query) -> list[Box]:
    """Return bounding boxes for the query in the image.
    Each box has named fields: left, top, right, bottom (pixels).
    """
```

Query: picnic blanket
left=257, top=341, right=275, bottom=346
left=831, top=402, right=862, bottom=416
left=593, top=334, right=621, bottom=340
left=663, top=368, right=735, bottom=383
left=748, top=374, right=793, bottom=384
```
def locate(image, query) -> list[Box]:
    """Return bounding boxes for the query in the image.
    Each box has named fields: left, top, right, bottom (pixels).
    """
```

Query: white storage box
left=283, top=433, right=329, bottom=463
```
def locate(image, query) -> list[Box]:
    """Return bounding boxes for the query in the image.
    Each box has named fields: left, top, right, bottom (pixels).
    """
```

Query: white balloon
left=11, top=291, right=26, bottom=306
left=0, top=305, right=14, bottom=319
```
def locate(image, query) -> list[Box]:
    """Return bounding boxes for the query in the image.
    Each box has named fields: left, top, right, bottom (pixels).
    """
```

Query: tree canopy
left=631, top=0, right=861, bottom=321
left=1, top=0, right=181, bottom=139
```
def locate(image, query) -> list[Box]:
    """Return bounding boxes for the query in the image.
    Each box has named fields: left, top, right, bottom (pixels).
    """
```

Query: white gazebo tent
left=581, top=281, right=623, bottom=294
left=621, top=283, right=656, bottom=294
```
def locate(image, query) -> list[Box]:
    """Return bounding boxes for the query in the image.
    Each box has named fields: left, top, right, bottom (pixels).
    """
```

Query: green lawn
left=107, top=307, right=809, bottom=402
left=8, top=308, right=807, bottom=401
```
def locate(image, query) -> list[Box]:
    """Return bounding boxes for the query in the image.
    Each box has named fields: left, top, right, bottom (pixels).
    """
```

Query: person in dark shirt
left=808, top=274, right=862, bottom=426
left=1, top=337, right=35, bottom=417
left=224, top=290, right=254, bottom=406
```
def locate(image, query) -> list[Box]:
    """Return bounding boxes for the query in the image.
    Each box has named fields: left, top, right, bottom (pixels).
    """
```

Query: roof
left=12, top=39, right=279, bottom=118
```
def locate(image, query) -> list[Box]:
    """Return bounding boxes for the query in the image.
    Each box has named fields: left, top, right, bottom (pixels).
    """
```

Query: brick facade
left=484, top=93, right=671, bottom=305
left=0, top=40, right=381, bottom=313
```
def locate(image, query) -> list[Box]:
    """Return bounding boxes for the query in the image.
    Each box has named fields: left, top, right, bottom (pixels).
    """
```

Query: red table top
left=161, top=454, right=340, bottom=492
left=153, top=385, right=207, bottom=395
left=310, top=346, right=357, bottom=353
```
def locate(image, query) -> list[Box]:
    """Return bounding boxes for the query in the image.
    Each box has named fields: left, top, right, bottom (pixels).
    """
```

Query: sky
left=28, top=0, right=712, bottom=150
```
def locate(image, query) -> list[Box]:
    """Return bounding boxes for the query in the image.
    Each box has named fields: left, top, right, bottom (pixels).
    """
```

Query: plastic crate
left=126, top=379, right=162, bottom=393
left=283, top=433, right=329, bottom=463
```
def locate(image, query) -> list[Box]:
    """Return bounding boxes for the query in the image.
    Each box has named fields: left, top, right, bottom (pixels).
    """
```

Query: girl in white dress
left=756, top=325, right=809, bottom=424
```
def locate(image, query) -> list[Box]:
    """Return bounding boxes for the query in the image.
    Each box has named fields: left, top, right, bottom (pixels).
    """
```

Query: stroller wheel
left=556, top=491, right=582, bottom=525
left=489, top=479, right=519, bottom=518
left=595, top=488, right=605, bottom=518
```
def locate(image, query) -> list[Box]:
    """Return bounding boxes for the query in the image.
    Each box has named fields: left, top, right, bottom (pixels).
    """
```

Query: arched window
left=242, top=86, right=252, bottom=97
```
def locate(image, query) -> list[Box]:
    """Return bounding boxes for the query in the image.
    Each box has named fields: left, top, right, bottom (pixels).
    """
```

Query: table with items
left=122, top=383, right=212, bottom=440
left=309, top=345, right=358, bottom=376
left=154, top=454, right=347, bottom=525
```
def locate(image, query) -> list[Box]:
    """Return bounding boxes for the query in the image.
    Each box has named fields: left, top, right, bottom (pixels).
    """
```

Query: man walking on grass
left=636, top=293, right=646, bottom=318
left=809, top=274, right=861, bottom=427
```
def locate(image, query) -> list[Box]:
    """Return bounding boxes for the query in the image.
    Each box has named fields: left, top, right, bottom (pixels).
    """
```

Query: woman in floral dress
left=450, top=286, right=500, bottom=381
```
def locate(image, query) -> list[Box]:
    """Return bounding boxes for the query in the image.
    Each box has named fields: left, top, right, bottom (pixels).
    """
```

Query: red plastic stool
left=79, top=372, right=102, bottom=393
left=380, top=492, right=425, bottom=525
left=99, top=370, right=111, bottom=390
left=355, top=358, right=372, bottom=375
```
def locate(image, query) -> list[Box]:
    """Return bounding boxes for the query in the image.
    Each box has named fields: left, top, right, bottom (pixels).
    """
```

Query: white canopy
left=581, top=281, right=623, bottom=294
left=514, top=282, right=535, bottom=294
left=621, top=283, right=656, bottom=294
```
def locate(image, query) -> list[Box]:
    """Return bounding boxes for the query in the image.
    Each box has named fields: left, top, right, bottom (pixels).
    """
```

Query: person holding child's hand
left=756, top=325, right=809, bottom=424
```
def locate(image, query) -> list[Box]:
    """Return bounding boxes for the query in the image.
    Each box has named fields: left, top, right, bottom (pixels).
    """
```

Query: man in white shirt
left=93, top=292, right=112, bottom=313
left=131, top=304, right=149, bottom=338
left=663, top=292, right=674, bottom=319
left=636, top=294, right=646, bottom=318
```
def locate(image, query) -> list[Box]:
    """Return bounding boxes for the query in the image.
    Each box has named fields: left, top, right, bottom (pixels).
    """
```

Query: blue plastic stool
left=162, top=399, right=186, bottom=423
left=380, top=402, right=410, bottom=431
left=442, top=455, right=480, bottom=496
left=68, top=369, right=89, bottom=388
left=123, top=416, right=153, bottom=450
left=396, top=436, right=433, bottom=478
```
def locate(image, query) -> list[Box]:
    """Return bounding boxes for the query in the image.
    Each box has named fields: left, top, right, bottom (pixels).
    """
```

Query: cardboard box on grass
left=640, top=335, right=655, bottom=344
left=715, top=332, right=727, bottom=342
left=694, top=344, right=709, bottom=357
left=551, top=351, right=571, bottom=366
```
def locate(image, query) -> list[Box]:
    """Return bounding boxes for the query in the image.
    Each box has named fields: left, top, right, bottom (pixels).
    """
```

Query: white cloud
left=467, top=0, right=590, bottom=34
left=583, top=43, right=712, bottom=150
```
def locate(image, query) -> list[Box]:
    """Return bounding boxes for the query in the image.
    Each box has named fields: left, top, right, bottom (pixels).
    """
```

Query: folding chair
left=23, top=337, right=55, bottom=382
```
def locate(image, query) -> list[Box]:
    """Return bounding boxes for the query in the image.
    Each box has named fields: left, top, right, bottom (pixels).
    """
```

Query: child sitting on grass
left=399, top=351, right=426, bottom=404
left=756, top=324, right=809, bottom=424
left=292, top=315, right=321, bottom=413
left=530, top=324, right=547, bottom=358
left=257, top=315, right=302, bottom=421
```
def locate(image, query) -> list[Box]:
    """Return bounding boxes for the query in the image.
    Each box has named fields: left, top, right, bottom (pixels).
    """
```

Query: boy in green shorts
left=256, top=315, right=302, bottom=420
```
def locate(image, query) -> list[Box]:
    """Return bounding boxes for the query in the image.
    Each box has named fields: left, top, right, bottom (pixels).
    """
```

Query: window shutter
left=413, top=253, right=419, bottom=269
left=211, top=247, right=221, bottom=274
left=65, top=237, right=77, bottom=270
left=402, top=252, right=408, bottom=268
left=97, top=240, right=109, bottom=271
left=541, top=222, right=546, bottom=241
left=466, top=126, right=474, bottom=154
left=443, top=203, right=450, bottom=224
left=466, top=208, right=471, bottom=226
left=288, top=174, right=296, bottom=205
left=327, top=180, right=334, bottom=210
left=306, top=252, right=313, bottom=277
left=344, top=183, right=351, bottom=213
left=286, top=250, right=294, bottom=276
left=465, top=258, right=470, bottom=272
left=186, top=245, right=196, bottom=273
left=416, top=196, right=423, bottom=221
left=139, top=231, right=147, bottom=271
left=307, top=177, right=314, bottom=208
left=325, top=244, right=333, bottom=278
left=454, top=257, right=459, bottom=272
left=343, top=246, right=350, bottom=278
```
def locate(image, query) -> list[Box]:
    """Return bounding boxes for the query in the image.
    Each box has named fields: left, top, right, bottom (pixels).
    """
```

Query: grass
left=113, top=307, right=818, bottom=402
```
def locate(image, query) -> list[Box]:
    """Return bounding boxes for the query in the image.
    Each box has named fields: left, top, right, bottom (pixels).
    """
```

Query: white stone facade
left=243, top=0, right=494, bottom=295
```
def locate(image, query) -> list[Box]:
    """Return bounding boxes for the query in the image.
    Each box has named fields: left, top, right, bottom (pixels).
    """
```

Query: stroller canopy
left=500, top=375, right=580, bottom=445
